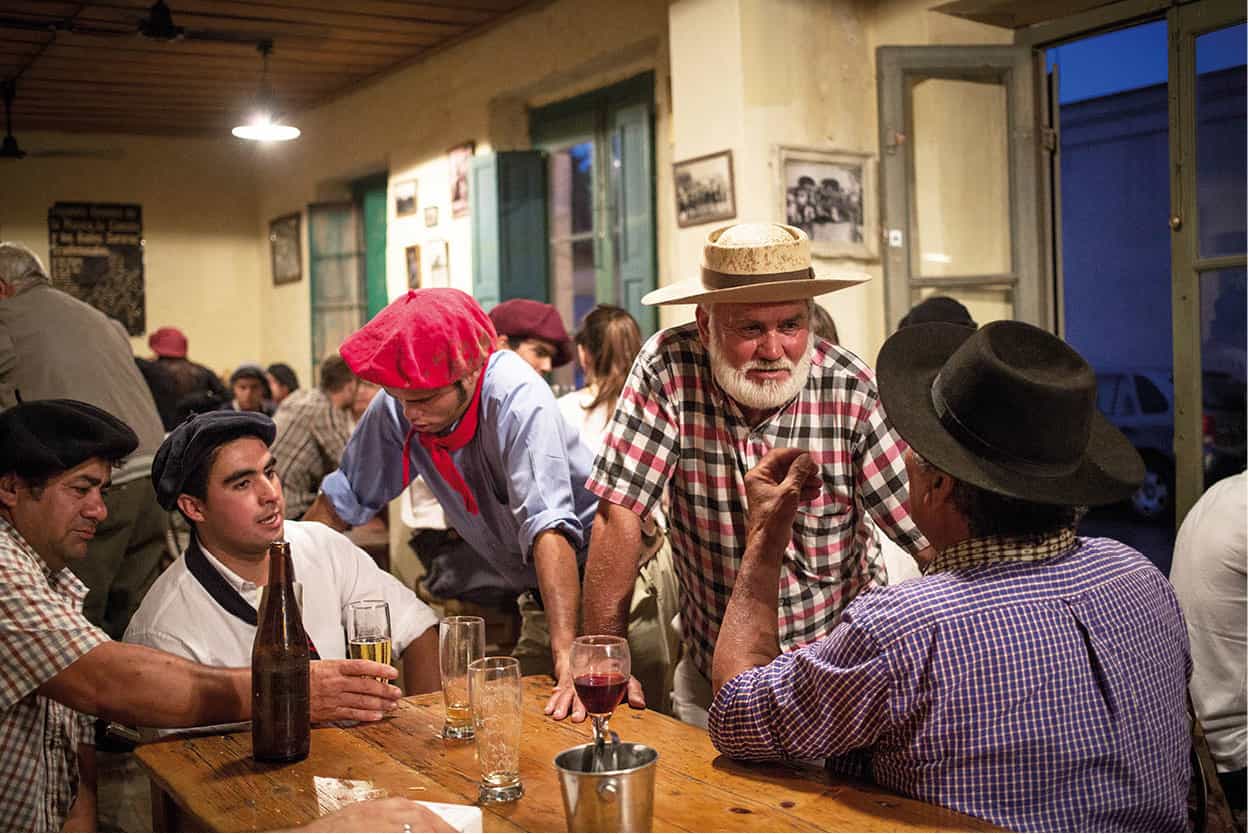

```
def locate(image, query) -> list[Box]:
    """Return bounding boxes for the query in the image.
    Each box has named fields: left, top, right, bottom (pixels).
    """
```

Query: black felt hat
left=152, top=410, right=275, bottom=510
left=876, top=321, right=1144, bottom=506
left=0, top=399, right=138, bottom=480
left=897, top=296, right=977, bottom=331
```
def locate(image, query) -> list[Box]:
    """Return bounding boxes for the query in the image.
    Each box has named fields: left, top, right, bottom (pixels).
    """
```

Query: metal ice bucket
left=554, top=741, right=659, bottom=832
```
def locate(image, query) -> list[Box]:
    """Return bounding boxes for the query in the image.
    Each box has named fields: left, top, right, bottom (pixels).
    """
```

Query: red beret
left=149, top=326, right=188, bottom=359
left=488, top=299, right=573, bottom=367
left=339, top=289, right=497, bottom=390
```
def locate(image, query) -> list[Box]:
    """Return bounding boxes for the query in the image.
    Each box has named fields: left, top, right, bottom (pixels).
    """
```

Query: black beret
left=152, top=410, right=276, bottom=510
left=0, top=399, right=138, bottom=481
left=229, top=364, right=267, bottom=386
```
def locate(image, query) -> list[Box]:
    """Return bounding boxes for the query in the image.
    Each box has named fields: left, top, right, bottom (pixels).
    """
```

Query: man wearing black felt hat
left=708, top=322, right=1192, bottom=832
left=125, top=410, right=440, bottom=715
left=0, top=399, right=403, bottom=832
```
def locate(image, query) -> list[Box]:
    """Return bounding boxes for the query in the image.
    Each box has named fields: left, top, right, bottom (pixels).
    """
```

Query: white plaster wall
left=0, top=132, right=263, bottom=375
left=253, top=0, right=675, bottom=383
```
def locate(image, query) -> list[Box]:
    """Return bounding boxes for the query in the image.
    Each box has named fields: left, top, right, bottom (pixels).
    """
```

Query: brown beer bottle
left=251, top=540, right=310, bottom=762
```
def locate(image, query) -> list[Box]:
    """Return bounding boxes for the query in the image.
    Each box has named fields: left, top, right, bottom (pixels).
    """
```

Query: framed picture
left=424, top=205, right=439, bottom=227
left=427, top=239, right=450, bottom=287
left=269, top=213, right=302, bottom=285
left=393, top=180, right=418, bottom=217
left=449, top=141, right=475, bottom=218
left=776, top=146, right=878, bottom=260
left=404, top=244, right=421, bottom=289
left=673, top=150, right=736, bottom=228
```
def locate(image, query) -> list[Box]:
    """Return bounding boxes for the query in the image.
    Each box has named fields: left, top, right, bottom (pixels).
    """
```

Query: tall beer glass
left=439, top=616, right=485, bottom=739
left=469, top=656, right=523, bottom=804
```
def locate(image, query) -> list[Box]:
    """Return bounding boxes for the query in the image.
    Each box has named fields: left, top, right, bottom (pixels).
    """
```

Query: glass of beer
left=571, top=635, right=630, bottom=747
left=468, top=656, right=524, bottom=804
left=347, top=600, right=392, bottom=679
left=439, top=616, right=485, bottom=739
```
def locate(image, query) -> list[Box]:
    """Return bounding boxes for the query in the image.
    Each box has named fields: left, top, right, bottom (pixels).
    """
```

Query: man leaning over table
left=125, top=409, right=440, bottom=724
left=0, top=399, right=401, bottom=832
left=709, top=321, right=1191, bottom=832
left=302, top=288, right=598, bottom=715
left=579, top=222, right=933, bottom=727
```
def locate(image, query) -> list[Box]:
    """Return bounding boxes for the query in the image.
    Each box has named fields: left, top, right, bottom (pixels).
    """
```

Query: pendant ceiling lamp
left=232, top=40, right=300, bottom=142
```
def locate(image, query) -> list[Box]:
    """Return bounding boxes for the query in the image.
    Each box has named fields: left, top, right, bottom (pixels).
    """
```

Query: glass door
left=1171, top=2, right=1247, bottom=521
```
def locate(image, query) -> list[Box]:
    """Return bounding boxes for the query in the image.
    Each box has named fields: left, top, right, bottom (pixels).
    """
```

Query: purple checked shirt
left=708, top=536, right=1192, bottom=832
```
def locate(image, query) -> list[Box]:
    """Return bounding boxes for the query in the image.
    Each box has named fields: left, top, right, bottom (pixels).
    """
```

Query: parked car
left=1096, top=367, right=1246, bottom=521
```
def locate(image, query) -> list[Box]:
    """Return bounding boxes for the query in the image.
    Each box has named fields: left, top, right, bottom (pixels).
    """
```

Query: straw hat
left=641, top=222, right=867, bottom=306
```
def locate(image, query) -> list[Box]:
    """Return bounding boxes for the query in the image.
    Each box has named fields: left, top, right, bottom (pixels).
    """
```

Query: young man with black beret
left=0, top=399, right=400, bottom=831
left=126, top=409, right=440, bottom=711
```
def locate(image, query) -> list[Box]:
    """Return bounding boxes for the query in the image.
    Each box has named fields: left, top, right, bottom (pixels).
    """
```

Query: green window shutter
left=611, top=102, right=657, bottom=336
left=471, top=150, right=548, bottom=309
left=360, top=183, right=388, bottom=318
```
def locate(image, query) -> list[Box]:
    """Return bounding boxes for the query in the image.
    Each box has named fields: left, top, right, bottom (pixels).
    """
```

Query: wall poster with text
left=47, top=202, right=145, bottom=335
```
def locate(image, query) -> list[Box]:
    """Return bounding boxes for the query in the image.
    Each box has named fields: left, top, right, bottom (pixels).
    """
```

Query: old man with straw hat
left=573, top=222, right=934, bottom=727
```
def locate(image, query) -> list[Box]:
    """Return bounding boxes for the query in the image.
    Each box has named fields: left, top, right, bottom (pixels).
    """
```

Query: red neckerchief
left=402, top=365, right=489, bottom=515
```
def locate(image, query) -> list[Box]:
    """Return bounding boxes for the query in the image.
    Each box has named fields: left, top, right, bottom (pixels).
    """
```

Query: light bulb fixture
left=232, top=40, right=300, bottom=142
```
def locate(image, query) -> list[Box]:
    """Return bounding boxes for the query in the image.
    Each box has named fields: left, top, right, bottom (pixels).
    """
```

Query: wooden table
left=135, top=676, right=998, bottom=832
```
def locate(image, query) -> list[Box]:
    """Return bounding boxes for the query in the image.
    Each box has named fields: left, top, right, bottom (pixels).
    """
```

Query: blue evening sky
left=1046, top=20, right=1246, bottom=104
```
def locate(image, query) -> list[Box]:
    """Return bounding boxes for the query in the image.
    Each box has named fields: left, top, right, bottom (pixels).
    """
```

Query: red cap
left=488, top=299, right=573, bottom=367
left=149, top=326, right=187, bottom=359
left=340, top=289, right=497, bottom=390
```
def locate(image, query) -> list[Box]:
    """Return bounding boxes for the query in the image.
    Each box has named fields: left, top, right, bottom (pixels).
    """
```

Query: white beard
left=708, top=328, right=813, bottom=413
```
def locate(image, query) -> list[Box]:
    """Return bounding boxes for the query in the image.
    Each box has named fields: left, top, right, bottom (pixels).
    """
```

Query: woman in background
left=557, top=304, right=642, bottom=453
left=560, top=304, right=680, bottom=715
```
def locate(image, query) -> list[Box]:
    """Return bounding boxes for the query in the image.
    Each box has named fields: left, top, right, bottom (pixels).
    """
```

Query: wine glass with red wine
left=571, top=635, right=630, bottom=746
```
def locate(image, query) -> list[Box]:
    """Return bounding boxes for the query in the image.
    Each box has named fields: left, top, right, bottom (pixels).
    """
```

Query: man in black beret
left=708, top=322, right=1190, bottom=831
left=0, top=399, right=402, bottom=832
left=126, top=410, right=439, bottom=709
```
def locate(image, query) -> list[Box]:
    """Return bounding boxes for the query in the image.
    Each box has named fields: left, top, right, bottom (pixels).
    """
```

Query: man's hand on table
left=289, top=797, right=455, bottom=833
left=310, top=659, right=401, bottom=723
left=544, top=668, right=647, bottom=722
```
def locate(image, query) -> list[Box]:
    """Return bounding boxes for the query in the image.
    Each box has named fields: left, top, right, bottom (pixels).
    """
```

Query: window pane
left=1196, top=24, right=1247, bottom=258
left=910, top=285, right=1013, bottom=327
left=911, top=78, right=1011, bottom=278
left=1201, top=268, right=1247, bottom=488
left=549, top=141, right=595, bottom=239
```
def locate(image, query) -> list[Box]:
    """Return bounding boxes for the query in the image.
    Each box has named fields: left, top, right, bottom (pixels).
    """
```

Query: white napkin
left=415, top=801, right=483, bottom=833
left=311, top=777, right=483, bottom=832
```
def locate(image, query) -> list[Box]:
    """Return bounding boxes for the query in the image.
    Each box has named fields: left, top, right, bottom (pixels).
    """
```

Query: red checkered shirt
left=0, top=517, right=109, bottom=831
left=587, top=324, right=925, bottom=677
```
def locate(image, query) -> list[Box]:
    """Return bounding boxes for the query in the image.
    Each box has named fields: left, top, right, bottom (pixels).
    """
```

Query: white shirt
left=125, top=520, right=438, bottom=731
left=557, top=386, right=611, bottom=456
left=1170, top=471, right=1247, bottom=773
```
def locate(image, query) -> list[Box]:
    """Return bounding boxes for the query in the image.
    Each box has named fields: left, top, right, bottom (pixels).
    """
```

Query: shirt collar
left=924, top=527, right=1078, bottom=575
left=0, top=516, right=92, bottom=602
left=194, top=535, right=261, bottom=593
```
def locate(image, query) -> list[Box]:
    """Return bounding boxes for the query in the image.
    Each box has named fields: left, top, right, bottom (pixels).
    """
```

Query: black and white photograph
left=268, top=213, right=302, bottom=285
left=449, top=141, right=475, bottom=218
left=673, top=150, right=736, bottom=228
left=404, top=244, right=421, bottom=288
left=776, top=147, right=877, bottom=260
left=47, top=202, right=146, bottom=335
left=394, top=179, right=418, bottom=217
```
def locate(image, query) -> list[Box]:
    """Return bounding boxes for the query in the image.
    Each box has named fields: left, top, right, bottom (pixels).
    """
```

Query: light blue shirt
left=321, top=350, right=597, bottom=593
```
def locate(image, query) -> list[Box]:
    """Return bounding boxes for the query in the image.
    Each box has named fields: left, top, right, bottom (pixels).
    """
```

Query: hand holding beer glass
left=439, top=616, right=485, bottom=739
left=347, top=600, right=392, bottom=678
left=571, top=635, right=630, bottom=746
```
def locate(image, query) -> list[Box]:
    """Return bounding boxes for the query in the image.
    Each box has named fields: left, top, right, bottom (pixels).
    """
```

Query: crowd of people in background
left=0, top=223, right=1243, bottom=834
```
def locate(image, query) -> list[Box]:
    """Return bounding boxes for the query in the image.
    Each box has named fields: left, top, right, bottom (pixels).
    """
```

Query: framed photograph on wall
left=673, top=150, right=736, bottom=228
left=775, top=146, right=878, bottom=260
left=394, top=180, right=418, bottom=217
left=405, top=244, right=421, bottom=289
left=269, top=213, right=302, bottom=285
left=428, top=239, right=450, bottom=287
left=449, top=141, right=475, bottom=218
left=424, top=205, right=439, bottom=227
